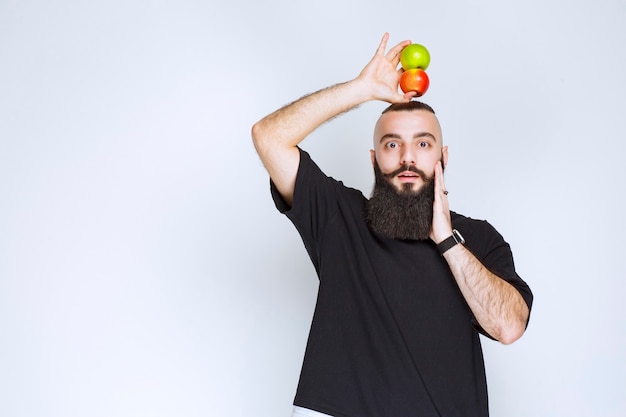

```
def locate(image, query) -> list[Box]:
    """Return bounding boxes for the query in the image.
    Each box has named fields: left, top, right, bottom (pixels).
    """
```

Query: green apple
left=400, top=44, right=430, bottom=70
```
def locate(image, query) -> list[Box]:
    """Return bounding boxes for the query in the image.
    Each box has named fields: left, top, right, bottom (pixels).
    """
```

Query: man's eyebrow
left=378, top=132, right=436, bottom=143
left=378, top=133, right=402, bottom=143
left=414, top=132, right=436, bottom=141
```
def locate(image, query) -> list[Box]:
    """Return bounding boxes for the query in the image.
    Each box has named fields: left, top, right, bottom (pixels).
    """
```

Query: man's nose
left=401, top=146, right=417, bottom=165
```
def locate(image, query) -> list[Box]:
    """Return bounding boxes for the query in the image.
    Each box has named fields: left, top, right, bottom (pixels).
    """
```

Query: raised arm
left=251, top=33, right=415, bottom=206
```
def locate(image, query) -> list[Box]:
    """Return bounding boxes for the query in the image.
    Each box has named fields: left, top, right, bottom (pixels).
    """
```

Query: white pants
left=292, top=406, right=334, bottom=417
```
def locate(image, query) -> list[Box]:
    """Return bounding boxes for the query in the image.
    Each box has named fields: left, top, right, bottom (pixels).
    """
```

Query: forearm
left=443, top=244, right=529, bottom=344
left=252, top=78, right=370, bottom=153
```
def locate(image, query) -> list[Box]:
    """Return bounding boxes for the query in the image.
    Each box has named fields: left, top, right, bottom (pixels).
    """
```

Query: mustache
left=383, top=164, right=431, bottom=180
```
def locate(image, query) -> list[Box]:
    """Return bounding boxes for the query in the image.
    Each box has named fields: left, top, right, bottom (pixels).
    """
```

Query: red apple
left=399, top=69, right=430, bottom=96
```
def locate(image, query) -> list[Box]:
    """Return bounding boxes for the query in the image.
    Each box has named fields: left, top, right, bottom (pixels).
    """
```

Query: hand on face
left=429, top=160, right=453, bottom=244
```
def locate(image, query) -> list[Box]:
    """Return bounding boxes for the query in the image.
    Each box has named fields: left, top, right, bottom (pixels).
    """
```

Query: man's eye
left=418, top=141, right=429, bottom=148
left=386, top=142, right=398, bottom=149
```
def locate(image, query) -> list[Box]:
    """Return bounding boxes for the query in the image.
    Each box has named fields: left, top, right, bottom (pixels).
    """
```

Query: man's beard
left=364, top=161, right=436, bottom=241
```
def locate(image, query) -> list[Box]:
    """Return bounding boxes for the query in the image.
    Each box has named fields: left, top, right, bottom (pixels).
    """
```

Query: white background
left=1, top=0, right=625, bottom=416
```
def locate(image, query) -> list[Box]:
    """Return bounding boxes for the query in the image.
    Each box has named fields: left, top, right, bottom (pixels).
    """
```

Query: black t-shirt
left=271, top=149, right=533, bottom=417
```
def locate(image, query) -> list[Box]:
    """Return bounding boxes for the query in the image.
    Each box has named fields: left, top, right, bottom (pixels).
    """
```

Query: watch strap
left=437, top=229, right=463, bottom=254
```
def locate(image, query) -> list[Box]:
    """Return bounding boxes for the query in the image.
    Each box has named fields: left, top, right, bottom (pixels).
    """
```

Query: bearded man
left=252, top=33, right=533, bottom=417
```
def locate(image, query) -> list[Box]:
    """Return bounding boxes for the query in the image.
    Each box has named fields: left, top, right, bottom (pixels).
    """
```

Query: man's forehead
left=374, top=110, right=442, bottom=142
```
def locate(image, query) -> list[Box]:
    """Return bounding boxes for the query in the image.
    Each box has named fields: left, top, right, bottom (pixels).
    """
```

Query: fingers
left=386, top=39, right=411, bottom=64
left=434, top=161, right=447, bottom=199
left=430, top=160, right=452, bottom=242
left=363, top=33, right=415, bottom=104
left=433, top=161, right=450, bottom=211
left=376, top=33, right=410, bottom=62
left=374, top=33, right=390, bottom=58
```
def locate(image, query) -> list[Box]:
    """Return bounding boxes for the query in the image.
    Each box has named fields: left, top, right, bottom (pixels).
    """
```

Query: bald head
left=373, top=101, right=443, bottom=149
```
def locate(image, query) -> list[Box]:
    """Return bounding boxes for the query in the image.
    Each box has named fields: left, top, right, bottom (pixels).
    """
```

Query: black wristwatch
left=437, top=229, right=465, bottom=254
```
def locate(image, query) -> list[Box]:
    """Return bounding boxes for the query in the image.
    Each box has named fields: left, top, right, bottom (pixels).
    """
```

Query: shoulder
left=450, top=211, right=510, bottom=257
left=273, top=148, right=366, bottom=213
left=451, top=211, right=499, bottom=235
left=298, top=148, right=366, bottom=199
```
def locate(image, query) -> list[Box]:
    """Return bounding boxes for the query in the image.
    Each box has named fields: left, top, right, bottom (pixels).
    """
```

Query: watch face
left=453, top=229, right=465, bottom=244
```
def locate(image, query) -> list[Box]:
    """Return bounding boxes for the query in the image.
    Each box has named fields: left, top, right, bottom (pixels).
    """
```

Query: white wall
left=1, top=0, right=625, bottom=416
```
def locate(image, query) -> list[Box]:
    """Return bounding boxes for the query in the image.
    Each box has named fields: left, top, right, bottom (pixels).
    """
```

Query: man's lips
left=397, top=171, right=420, bottom=182
left=383, top=165, right=429, bottom=183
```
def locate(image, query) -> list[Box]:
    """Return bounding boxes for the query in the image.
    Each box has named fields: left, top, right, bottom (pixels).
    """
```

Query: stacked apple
left=399, top=44, right=430, bottom=97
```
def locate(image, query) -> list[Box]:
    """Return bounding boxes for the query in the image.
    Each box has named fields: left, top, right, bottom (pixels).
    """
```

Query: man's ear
left=370, top=149, right=376, bottom=167
left=442, top=146, right=449, bottom=168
